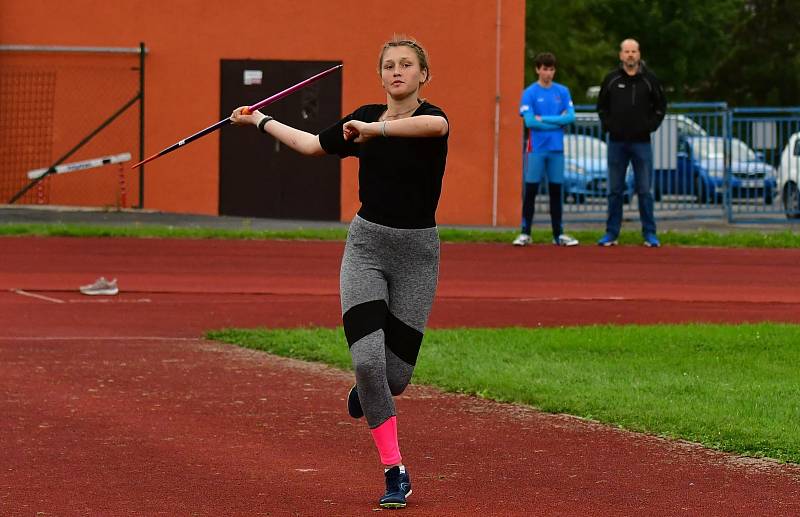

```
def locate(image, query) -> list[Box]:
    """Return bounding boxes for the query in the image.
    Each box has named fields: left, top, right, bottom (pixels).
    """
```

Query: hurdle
left=26, top=153, right=132, bottom=179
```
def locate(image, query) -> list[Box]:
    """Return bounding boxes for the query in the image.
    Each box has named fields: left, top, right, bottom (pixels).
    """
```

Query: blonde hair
left=377, top=35, right=431, bottom=84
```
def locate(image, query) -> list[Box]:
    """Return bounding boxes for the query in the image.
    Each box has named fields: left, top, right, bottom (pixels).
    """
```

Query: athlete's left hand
left=343, top=120, right=376, bottom=143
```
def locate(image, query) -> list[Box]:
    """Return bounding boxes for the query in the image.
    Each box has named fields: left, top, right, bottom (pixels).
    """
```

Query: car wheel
left=783, top=182, right=800, bottom=219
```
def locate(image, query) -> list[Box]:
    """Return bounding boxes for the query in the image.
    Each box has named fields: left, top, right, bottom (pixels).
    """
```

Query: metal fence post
left=138, top=41, right=146, bottom=208
left=725, top=107, right=733, bottom=223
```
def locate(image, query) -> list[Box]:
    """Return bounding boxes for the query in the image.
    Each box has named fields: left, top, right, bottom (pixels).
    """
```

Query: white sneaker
left=79, top=277, right=119, bottom=296
left=512, top=233, right=532, bottom=246
left=554, top=234, right=579, bottom=246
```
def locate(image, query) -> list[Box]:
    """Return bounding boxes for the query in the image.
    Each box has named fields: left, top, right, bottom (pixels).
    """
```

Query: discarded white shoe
left=79, top=277, right=119, bottom=296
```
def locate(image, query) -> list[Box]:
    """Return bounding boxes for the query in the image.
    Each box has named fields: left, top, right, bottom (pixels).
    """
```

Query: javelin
left=131, top=63, right=343, bottom=169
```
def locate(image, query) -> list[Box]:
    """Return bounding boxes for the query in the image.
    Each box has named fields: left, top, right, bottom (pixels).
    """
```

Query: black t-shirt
left=318, top=102, right=448, bottom=229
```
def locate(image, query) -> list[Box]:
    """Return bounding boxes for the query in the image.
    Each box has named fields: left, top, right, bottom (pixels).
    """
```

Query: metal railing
left=527, top=103, right=800, bottom=224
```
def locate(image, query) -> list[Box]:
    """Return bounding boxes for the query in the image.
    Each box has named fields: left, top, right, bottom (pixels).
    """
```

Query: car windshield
left=564, top=135, right=607, bottom=158
left=675, top=115, right=707, bottom=136
left=691, top=138, right=757, bottom=161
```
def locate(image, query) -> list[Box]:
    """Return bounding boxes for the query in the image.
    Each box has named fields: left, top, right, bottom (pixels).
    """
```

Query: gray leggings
left=340, top=215, right=440, bottom=429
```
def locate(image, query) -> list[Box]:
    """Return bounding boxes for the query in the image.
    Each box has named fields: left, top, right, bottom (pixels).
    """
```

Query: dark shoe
left=347, top=385, right=363, bottom=419
left=379, top=466, right=412, bottom=509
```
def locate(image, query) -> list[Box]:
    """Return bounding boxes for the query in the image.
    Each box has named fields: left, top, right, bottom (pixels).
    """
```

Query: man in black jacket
left=596, top=38, right=666, bottom=247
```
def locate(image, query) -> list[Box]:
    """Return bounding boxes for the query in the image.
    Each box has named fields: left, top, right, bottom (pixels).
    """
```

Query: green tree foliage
left=524, top=0, right=614, bottom=104
left=523, top=0, right=798, bottom=106
left=586, top=0, right=743, bottom=100
left=706, top=0, right=800, bottom=105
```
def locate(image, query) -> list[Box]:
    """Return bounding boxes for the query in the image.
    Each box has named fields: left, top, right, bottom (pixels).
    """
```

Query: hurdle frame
left=1, top=43, right=147, bottom=208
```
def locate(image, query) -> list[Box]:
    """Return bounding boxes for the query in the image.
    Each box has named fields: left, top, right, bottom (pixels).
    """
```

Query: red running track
left=1, top=236, right=799, bottom=516
left=2, top=236, right=800, bottom=336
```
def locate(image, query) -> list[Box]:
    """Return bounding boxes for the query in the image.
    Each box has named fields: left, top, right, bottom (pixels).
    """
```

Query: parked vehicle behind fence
left=657, top=136, right=777, bottom=204
left=572, top=112, right=708, bottom=139
left=569, top=112, right=705, bottom=205
left=777, top=131, right=800, bottom=218
left=562, top=134, right=632, bottom=203
left=563, top=106, right=798, bottom=221
left=570, top=109, right=783, bottom=209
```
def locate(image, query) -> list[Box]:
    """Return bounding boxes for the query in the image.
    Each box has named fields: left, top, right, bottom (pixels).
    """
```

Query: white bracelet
left=381, top=120, right=387, bottom=137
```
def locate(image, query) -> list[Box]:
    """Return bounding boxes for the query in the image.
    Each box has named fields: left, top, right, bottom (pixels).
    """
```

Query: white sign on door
left=243, top=70, right=263, bottom=86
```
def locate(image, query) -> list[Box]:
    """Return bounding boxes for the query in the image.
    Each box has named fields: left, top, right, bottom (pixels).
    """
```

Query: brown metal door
left=219, top=60, right=342, bottom=220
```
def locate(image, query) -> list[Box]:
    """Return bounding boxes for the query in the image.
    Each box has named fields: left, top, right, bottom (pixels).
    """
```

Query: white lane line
left=438, top=295, right=634, bottom=302
left=514, top=296, right=628, bottom=302
left=8, top=289, right=151, bottom=304
left=0, top=336, right=203, bottom=341
left=68, top=298, right=152, bottom=303
left=10, top=289, right=65, bottom=303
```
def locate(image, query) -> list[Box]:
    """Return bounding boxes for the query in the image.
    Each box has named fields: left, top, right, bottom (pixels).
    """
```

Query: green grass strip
left=0, top=223, right=348, bottom=241
left=207, top=323, right=800, bottom=464
left=2, top=222, right=800, bottom=247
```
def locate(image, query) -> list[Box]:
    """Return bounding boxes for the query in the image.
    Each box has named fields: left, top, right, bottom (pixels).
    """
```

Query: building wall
left=1, top=0, right=526, bottom=226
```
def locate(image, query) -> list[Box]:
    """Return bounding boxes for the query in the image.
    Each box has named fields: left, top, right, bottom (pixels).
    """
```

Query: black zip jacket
left=596, top=63, right=667, bottom=142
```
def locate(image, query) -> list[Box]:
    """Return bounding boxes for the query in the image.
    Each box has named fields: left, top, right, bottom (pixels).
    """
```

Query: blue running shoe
left=347, top=385, right=363, bottom=419
left=597, top=233, right=619, bottom=246
left=379, top=466, right=412, bottom=509
left=643, top=233, right=661, bottom=248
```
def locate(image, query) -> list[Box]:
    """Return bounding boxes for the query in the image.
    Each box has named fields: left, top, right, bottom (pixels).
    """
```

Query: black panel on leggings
left=343, top=299, right=388, bottom=346
left=343, top=299, right=424, bottom=366
left=385, top=311, right=423, bottom=366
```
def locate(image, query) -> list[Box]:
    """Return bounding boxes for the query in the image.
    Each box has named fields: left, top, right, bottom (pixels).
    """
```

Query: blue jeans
left=606, top=141, right=656, bottom=237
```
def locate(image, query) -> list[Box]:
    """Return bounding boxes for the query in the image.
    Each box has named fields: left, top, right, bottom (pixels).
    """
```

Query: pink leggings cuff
left=370, top=415, right=402, bottom=465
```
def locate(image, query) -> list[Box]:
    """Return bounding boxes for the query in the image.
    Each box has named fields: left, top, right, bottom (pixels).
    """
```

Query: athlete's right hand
left=230, top=107, right=264, bottom=126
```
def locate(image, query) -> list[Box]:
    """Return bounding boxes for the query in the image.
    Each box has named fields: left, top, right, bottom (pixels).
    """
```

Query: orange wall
left=1, top=0, right=525, bottom=226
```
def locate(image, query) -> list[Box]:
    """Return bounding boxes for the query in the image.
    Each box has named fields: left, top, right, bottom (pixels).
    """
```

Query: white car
left=572, top=112, right=707, bottom=138
left=777, top=132, right=800, bottom=219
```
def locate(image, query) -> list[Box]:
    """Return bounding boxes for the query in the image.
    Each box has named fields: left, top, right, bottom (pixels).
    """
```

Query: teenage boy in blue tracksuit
left=514, top=52, right=578, bottom=247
